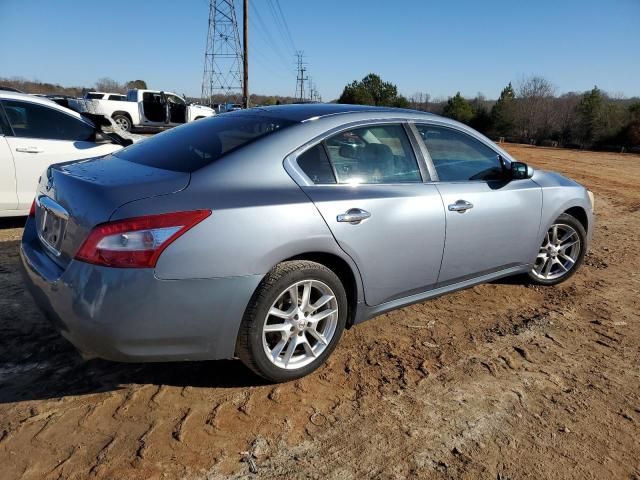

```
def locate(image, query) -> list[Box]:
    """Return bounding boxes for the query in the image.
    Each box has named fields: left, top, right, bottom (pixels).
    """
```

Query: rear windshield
left=115, top=114, right=295, bottom=172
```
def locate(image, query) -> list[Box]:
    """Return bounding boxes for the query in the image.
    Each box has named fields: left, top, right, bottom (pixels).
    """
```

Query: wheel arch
left=564, top=205, right=588, bottom=232
left=280, top=251, right=361, bottom=327
left=111, top=111, right=132, bottom=121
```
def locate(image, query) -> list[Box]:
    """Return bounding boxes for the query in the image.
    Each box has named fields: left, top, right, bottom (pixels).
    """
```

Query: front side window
left=416, top=125, right=505, bottom=181
left=167, top=94, right=186, bottom=105
left=323, top=124, right=421, bottom=184
left=1, top=100, right=94, bottom=141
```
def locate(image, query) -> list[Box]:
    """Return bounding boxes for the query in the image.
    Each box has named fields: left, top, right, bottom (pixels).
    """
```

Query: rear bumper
left=20, top=217, right=262, bottom=362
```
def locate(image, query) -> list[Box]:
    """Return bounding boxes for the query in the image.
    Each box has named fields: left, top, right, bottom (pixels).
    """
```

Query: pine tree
left=491, top=82, right=516, bottom=137
left=577, top=86, right=605, bottom=147
left=442, top=92, right=474, bottom=124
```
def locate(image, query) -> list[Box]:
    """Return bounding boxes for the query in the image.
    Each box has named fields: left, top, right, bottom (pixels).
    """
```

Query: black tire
left=236, top=260, right=348, bottom=382
left=112, top=114, right=132, bottom=132
left=527, top=213, right=587, bottom=286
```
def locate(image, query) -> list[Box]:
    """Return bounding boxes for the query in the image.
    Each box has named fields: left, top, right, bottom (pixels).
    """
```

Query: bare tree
left=515, top=75, right=556, bottom=143
left=409, top=92, right=431, bottom=111
left=95, top=77, right=126, bottom=93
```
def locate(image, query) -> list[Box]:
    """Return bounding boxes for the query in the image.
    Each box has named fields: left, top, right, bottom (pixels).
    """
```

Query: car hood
left=531, top=169, right=583, bottom=189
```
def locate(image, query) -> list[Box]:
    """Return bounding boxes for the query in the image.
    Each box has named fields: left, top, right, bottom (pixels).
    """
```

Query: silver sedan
left=21, top=104, right=594, bottom=382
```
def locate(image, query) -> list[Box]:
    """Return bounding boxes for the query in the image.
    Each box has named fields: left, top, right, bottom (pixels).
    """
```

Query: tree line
left=0, top=76, right=148, bottom=97
left=339, top=74, right=640, bottom=153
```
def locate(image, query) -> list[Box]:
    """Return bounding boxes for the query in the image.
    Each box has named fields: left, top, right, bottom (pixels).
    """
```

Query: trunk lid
left=34, top=155, right=190, bottom=268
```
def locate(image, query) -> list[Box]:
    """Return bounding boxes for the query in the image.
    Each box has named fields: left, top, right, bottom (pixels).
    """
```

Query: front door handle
left=337, top=208, right=371, bottom=224
left=16, top=147, right=44, bottom=154
left=448, top=200, right=474, bottom=213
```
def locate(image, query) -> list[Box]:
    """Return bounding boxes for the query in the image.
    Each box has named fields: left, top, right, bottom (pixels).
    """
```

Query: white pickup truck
left=68, top=89, right=215, bottom=131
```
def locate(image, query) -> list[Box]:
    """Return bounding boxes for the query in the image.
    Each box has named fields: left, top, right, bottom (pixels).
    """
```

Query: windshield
left=115, top=113, right=296, bottom=173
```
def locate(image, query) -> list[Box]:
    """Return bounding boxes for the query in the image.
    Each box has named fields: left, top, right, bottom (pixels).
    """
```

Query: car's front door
left=415, top=124, right=542, bottom=286
left=141, top=91, right=167, bottom=125
left=1, top=99, right=121, bottom=211
left=294, top=123, right=446, bottom=306
left=0, top=107, right=18, bottom=212
left=166, top=94, right=187, bottom=125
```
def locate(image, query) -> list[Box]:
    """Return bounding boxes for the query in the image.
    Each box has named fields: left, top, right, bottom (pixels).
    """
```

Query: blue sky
left=1, top=0, right=638, bottom=100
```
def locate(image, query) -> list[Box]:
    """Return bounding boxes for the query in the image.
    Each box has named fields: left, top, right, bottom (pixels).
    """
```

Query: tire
left=527, top=213, right=587, bottom=286
left=236, top=260, right=348, bottom=382
left=112, top=114, right=132, bottom=132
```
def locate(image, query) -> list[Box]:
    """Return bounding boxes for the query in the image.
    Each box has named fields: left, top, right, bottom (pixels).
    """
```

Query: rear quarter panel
left=110, top=131, right=364, bottom=297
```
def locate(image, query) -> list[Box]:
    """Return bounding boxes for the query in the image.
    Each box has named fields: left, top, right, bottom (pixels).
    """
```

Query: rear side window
left=86, top=93, right=104, bottom=99
left=116, top=113, right=295, bottom=173
left=323, top=124, right=421, bottom=184
left=107, top=94, right=126, bottom=101
left=2, top=99, right=94, bottom=141
left=297, top=144, right=336, bottom=184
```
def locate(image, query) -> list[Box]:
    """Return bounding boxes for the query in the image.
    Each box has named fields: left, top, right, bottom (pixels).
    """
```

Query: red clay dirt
left=0, top=144, right=638, bottom=479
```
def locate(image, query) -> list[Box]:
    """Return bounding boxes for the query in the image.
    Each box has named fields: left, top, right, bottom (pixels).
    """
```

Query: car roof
left=0, top=91, right=91, bottom=123
left=248, top=103, right=435, bottom=122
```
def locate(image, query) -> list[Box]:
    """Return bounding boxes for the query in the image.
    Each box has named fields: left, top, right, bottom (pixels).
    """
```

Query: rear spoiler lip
left=79, top=112, right=140, bottom=147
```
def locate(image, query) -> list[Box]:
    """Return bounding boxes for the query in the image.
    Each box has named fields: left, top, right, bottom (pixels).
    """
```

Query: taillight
left=75, top=210, right=211, bottom=268
left=29, top=199, right=36, bottom=217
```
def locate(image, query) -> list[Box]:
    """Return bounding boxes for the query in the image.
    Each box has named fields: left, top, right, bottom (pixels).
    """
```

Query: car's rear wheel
left=527, top=213, right=586, bottom=285
left=112, top=114, right=132, bottom=131
left=236, top=261, right=347, bottom=382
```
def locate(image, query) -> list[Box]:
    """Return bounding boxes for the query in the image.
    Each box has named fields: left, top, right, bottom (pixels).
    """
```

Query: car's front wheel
left=528, top=213, right=587, bottom=285
left=236, top=261, right=347, bottom=382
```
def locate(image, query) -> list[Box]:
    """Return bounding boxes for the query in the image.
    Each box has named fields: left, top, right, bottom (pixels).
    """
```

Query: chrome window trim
left=284, top=118, right=429, bottom=187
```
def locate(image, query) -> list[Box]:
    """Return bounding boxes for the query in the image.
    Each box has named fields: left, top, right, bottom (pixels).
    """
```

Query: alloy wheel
left=531, top=223, right=581, bottom=281
left=262, top=279, right=338, bottom=370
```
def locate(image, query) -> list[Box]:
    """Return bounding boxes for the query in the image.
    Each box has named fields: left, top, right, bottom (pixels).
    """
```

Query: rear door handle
left=337, top=208, right=371, bottom=224
left=448, top=200, right=474, bottom=212
left=16, top=147, right=44, bottom=153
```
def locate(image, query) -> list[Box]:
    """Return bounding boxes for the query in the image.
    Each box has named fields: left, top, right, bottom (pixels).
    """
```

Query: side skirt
left=353, top=264, right=531, bottom=324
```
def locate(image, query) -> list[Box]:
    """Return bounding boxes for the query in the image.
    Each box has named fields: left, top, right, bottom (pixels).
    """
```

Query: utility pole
left=242, top=0, right=249, bottom=108
left=201, top=0, right=243, bottom=107
left=295, top=51, right=308, bottom=102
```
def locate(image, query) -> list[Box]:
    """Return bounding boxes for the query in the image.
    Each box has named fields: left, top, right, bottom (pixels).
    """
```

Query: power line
left=266, top=0, right=296, bottom=55
left=272, top=0, right=297, bottom=53
left=249, top=1, right=293, bottom=71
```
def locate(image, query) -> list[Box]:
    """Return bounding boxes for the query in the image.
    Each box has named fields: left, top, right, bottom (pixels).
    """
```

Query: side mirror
left=511, top=161, right=534, bottom=180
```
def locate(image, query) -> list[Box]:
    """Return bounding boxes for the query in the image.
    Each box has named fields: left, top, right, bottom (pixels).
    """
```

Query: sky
left=1, top=0, right=639, bottom=101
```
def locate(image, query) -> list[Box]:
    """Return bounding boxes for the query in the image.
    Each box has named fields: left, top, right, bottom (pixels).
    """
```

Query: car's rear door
left=292, top=122, right=446, bottom=306
left=1, top=98, right=121, bottom=211
left=415, top=123, right=542, bottom=286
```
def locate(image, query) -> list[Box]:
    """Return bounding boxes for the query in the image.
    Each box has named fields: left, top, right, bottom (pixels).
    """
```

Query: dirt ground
left=1, top=144, right=639, bottom=480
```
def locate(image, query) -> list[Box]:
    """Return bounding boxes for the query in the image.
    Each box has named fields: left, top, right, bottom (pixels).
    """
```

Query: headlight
left=587, top=190, right=595, bottom=213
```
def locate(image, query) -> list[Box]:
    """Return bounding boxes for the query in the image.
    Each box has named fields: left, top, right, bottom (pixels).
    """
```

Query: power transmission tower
left=201, top=0, right=244, bottom=106
left=242, top=0, right=249, bottom=108
left=295, top=51, right=308, bottom=102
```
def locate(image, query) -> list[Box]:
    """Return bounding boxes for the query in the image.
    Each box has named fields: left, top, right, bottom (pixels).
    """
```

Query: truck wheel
left=112, top=114, right=132, bottom=132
